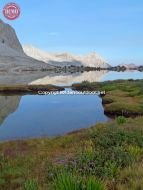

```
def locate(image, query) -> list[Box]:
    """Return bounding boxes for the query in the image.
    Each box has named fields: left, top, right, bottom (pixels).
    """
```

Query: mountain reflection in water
left=30, top=71, right=107, bottom=85
left=0, top=96, right=21, bottom=124
left=30, top=70, right=143, bottom=86
left=0, top=70, right=143, bottom=86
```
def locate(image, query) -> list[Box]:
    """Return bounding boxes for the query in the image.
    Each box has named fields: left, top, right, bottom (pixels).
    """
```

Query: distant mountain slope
left=119, top=63, right=138, bottom=69
left=23, top=45, right=110, bottom=68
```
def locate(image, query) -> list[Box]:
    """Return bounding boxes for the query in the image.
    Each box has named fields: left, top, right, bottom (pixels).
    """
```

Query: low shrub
left=66, top=125, right=143, bottom=180
left=116, top=116, right=127, bottom=125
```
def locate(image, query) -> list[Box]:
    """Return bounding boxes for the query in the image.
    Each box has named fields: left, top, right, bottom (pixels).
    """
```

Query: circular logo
left=3, top=3, right=20, bottom=20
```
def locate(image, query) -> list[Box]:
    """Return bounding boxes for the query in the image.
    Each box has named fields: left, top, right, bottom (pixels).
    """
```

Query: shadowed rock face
left=0, top=96, right=21, bottom=125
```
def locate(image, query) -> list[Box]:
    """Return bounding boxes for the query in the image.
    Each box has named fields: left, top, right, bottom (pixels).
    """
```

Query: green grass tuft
left=116, top=116, right=127, bottom=125
left=23, top=179, right=38, bottom=190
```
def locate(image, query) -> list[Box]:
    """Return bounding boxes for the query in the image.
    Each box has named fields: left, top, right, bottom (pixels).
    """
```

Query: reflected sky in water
left=102, top=71, right=143, bottom=81
left=0, top=90, right=108, bottom=141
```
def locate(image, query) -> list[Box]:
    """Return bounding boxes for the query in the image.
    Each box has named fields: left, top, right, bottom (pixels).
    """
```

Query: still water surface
left=0, top=70, right=142, bottom=141
left=0, top=90, right=108, bottom=141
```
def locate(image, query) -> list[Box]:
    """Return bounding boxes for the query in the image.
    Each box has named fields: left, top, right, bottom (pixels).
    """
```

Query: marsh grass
left=117, top=161, right=143, bottom=190
left=0, top=117, right=143, bottom=189
left=23, top=180, right=38, bottom=190
left=52, top=170, right=106, bottom=190
left=72, top=79, right=143, bottom=116
left=116, top=116, right=127, bottom=125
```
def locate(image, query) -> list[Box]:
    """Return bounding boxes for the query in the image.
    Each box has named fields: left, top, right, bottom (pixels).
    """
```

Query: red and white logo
left=3, top=3, right=20, bottom=20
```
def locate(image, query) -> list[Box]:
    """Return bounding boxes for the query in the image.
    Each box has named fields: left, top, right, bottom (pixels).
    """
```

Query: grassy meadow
left=0, top=116, right=143, bottom=189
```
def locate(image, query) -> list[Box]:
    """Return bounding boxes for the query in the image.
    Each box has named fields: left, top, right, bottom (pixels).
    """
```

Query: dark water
left=0, top=70, right=142, bottom=141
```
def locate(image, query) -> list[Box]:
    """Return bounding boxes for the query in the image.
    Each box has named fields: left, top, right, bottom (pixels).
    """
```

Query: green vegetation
left=52, top=171, right=106, bottom=190
left=72, top=79, right=143, bottom=116
left=116, top=116, right=127, bottom=124
left=1, top=117, right=143, bottom=189
left=0, top=79, right=143, bottom=189
left=23, top=180, right=38, bottom=190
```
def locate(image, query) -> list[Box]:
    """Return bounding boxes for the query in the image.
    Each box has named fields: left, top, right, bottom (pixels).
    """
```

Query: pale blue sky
left=0, top=0, right=143, bottom=65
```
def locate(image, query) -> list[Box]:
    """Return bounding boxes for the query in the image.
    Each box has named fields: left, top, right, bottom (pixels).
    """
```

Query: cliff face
left=0, top=19, right=24, bottom=56
left=0, top=19, right=54, bottom=66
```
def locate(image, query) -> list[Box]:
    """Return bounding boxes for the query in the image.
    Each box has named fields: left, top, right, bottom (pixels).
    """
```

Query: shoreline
left=72, top=79, right=143, bottom=117
left=0, top=84, right=64, bottom=95
left=1, top=79, right=143, bottom=116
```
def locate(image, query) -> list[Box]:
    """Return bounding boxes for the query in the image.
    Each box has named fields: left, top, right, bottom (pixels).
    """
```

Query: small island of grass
left=72, top=79, right=143, bottom=116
